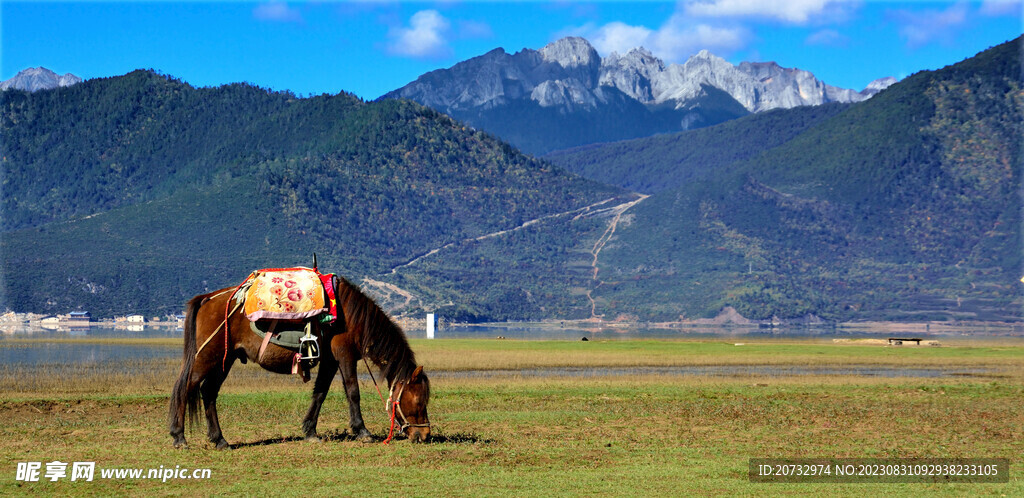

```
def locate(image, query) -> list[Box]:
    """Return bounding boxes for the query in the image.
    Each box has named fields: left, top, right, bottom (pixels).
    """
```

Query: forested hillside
left=582, top=37, right=1022, bottom=321
left=544, top=103, right=850, bottom=193
left=0, top=72, right=621, bottom=317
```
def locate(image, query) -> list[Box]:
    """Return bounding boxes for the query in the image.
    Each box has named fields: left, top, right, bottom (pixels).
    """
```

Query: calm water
left=1, top=324, right=1019, bottom=377
left=0, top=342, right=178, bottom=365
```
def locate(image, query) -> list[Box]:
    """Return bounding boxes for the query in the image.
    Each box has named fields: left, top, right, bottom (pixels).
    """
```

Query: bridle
left=385, top=381, right=431, bottom=442
left=361, top=354, right=431, bottom=444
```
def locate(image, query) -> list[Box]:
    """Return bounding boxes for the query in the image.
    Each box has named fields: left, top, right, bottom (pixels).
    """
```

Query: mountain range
left=1, top=37, right=1019, bottom=323
left=384, top=37, right=895, bottom=154
left=0, top=67, right=82, bottom=92
left=544, top=37, right=1021, bottom=322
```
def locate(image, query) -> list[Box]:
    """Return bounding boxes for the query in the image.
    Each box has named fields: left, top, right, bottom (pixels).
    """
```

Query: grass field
left=1, top=338, right=1022, bottom=495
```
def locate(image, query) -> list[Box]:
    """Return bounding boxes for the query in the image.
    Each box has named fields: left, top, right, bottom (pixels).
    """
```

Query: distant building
left=66, top=311, right=91, bottom=323
left=126, top=315, right=146, bottom=323
left=0, top=311, right=22, bottom=323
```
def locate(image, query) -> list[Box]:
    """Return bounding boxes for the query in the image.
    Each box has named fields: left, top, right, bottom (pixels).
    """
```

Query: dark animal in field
left=168, top=276, right=430, bottom=449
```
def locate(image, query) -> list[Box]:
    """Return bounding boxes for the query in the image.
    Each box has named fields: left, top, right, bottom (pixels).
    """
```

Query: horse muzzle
left=406, top=425, right=431, bottom=443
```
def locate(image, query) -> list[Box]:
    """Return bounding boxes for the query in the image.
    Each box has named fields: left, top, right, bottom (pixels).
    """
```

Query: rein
left=362, top=355, right=387, bottom=408
left=360, top=355, right=400, bottom=445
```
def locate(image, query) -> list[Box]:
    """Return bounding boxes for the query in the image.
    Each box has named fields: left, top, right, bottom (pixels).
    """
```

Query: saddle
left=243, top=268, right=333, bottom=322
left=234, top=267, right=338, bottom=381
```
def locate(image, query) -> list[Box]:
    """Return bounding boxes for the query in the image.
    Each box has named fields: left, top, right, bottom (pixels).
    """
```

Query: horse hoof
left=215, top=439, right=231, bottom=450
left=173, top=441, right=189, bottom=450
left=355, top=432, right=374, bottom=443
left=305, top=435, right=322, bottom=444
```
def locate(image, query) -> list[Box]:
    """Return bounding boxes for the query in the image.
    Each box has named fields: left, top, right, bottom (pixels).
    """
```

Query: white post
left=426, top=313, right=435, bottom=339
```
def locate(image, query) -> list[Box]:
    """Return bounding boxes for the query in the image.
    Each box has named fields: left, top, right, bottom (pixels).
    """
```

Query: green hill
left=577, top=37, right=1023, bottom=322
left=544, top=102, right=850, bottom=193
left=0, top=72, right=621, bottom=318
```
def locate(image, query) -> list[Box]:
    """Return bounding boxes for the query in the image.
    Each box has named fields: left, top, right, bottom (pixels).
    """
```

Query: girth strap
left=257, top=320, right=280, bottom=362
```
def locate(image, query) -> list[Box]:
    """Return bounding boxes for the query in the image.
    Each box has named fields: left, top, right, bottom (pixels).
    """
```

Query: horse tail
left=169, top=294, right=204, bottom=430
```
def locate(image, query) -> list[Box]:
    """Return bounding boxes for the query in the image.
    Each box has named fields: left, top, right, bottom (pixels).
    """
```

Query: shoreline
left=3, top=316, right=1022, bottom=337
left=445, top=318, right=1024, bottom=336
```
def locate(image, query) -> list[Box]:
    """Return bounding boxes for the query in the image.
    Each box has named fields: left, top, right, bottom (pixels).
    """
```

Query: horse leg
left=339, top=357, right=373, bottom=442
left=199, top=357, right=235, bottom=450
left=301, top=354, right=339, bottom=442
left=169, top=390, right=191, bottom=448
left=169, top=372, right=192, bottom=448
left=169, top=354, right=214, bottom=449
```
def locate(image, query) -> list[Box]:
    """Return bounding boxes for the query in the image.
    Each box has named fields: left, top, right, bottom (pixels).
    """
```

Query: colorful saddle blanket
left=242, top=268, right=336, bottom=323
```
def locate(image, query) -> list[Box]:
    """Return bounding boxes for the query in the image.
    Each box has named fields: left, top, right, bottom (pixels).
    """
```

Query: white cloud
left=684, top=0, right=840, bottom=24
left=588, top=22, right=654, bottom=55
left=979, top=0, right=1023, bottom=17
left=387, top=10, right=452, bottom=59
left=651, top=19, right=748, bottom=61
left=570, top=13, right=749, bottom=63
left=253, top=1, right=303, bottom=24
left=892, top=2, right=970, bottom=48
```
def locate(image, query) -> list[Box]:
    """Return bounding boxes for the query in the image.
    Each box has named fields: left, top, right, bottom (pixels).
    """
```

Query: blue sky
left=2, top=1, right=1021, bottom=100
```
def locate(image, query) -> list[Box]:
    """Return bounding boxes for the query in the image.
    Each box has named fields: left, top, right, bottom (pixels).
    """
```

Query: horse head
left=389, top=365, right=431, bottom=443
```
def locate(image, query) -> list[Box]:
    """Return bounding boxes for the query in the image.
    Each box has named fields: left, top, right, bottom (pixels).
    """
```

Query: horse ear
left=412, top=365, right=423, bottom=380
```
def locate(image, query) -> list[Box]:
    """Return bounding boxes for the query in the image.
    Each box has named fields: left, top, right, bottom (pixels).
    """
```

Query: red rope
left=383, top=400, right=398, bottom=445
left=222, top=272, right=256, bottom=371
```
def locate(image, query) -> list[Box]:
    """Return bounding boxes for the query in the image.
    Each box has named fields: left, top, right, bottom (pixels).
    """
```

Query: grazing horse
left=168, top=276, right=431, bottom=448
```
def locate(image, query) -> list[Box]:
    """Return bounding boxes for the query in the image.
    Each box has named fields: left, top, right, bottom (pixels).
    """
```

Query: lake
left=1, top=323, right=1019, bottom=378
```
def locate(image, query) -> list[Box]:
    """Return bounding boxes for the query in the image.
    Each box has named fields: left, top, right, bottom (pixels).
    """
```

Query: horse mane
left=335, top=277, right=418, bottom=385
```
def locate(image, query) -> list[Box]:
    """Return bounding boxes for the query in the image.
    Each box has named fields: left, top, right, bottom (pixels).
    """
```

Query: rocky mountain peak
left=739, top=60, right=792, bottom=77
left=632, top=46, right=652, bottom=55
left=606, top=47, right=655, bottom=63
left=0, top=67, right=82, bottom=92
left=539, top=37, right=600, bottom=69
left=600, top=46, right=664, bottom=103
left=686, top=50, right=731, bottom=67
left=864, top=76, right=899, bottom=94
left=384, top=37, right=893, bottom=152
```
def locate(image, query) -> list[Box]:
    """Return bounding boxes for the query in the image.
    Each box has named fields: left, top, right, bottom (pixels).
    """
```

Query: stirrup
left=299, top=323, right=320, bottom=361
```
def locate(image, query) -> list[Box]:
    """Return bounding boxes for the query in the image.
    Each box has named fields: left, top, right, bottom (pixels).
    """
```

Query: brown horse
left=168, top=275, right=431, bottom=449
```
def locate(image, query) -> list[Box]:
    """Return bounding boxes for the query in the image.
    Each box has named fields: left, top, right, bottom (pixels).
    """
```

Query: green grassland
left=1, top=339, right=1022, bottom=495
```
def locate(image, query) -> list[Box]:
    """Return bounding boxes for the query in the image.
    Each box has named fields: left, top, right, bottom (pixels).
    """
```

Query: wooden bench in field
left=887, top=337, right=922, bottom=345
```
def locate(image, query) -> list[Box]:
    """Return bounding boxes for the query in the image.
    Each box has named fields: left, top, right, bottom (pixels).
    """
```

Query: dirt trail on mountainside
left=366, top=194, right=647, bottom=315
left=585, top=195, right=648, bottom=319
